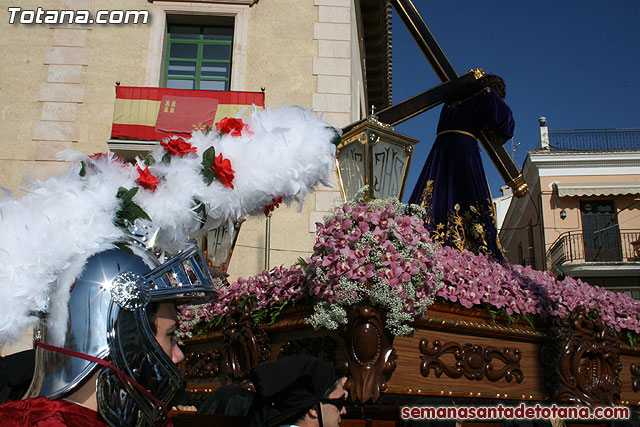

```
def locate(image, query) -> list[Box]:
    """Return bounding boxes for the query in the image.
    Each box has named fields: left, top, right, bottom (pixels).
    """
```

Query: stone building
left=498, top=118, right=640, bottom=297
left=0, top=0, right=392, bottom=354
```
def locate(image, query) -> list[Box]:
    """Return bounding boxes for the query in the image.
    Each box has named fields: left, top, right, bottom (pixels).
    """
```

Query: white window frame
left=145, top=1, right=249, bottom=91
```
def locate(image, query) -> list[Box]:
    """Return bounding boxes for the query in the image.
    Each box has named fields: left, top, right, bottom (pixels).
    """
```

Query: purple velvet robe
left=408, top=89, right=515, bottom=260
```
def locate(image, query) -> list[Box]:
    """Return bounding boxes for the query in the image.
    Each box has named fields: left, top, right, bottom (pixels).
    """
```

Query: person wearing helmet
left=0, top=104, right=340, bottom=426
left=0, top=241, right=216, bottom=426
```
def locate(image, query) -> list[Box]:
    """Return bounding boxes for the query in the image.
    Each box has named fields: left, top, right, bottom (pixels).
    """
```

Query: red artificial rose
left=160, top=137, right=197, bottom=156
left=264, top=196, right=284, bottom=216
left=213, top=154, right=235, bottom=189
left=216, top=117, right=246, bottom=136
left=136, top=165, right=161, bottom=192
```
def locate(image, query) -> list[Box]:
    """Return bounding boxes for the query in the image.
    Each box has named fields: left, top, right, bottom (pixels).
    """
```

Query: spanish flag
left=111, top=86, right=265, bottom=140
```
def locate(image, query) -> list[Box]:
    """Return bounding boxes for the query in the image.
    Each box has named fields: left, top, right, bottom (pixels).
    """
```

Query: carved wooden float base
left=180, top=302, right=640, bottom=414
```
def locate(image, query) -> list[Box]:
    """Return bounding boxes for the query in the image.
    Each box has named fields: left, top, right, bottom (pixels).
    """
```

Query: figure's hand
left=483, top=127, right=508, bottom=145
left=171, top=405, right=197, bottom=412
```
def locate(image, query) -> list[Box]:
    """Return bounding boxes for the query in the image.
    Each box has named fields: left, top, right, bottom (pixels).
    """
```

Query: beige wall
left=539, top=175, right=640, bottom=252
left=230, top=0, right=355, bottom=280
left=1, top=0, right=363, bottom=301
left=246, top=0, right=317, bottom=107
left=0, top=0, right=154, bottom=193
left=501, top=181, right=544, bottom=268
left=1, top=0, right=58, bottom=191
left=82, top=1, right=152, bottom=155
left=502, top=165, right=640, bottom=269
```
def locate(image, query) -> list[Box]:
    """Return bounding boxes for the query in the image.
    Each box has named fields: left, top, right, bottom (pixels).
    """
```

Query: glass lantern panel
left=371, top=140, right=409, bottom=199
left=337, top=141, right=365, bottom=200
left=207, top=222, right=236, bottom=269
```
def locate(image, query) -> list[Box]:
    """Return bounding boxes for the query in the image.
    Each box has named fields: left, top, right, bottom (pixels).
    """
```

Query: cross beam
left=342, top=72, right=476, bottom=135
left=381, top=0, right=528, bottom=197
left=375, top=70, right=476, bottom=126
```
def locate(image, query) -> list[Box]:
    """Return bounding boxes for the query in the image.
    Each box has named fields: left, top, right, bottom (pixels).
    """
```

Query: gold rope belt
left=436, top=129, right=477, bottom=139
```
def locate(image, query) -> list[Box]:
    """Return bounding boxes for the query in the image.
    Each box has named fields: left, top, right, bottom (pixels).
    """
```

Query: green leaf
left=504, top=311, right=515, bottom=324
left=486, top=306, right=497, bottom=323
left=114, top=186, right=151, bottom=228
left=144, top=154, right=156, bottom=166
left=205, top=125, right=212, bottom=134
left=127, top=203, right=151, bottom=222
left=116, top=186, right=139, bottom=203
left=524, top=314, right=536, bottom=329
left=193, top=199, right=207, bottom=227
left=161, top=152, right=172, bottom=165
left=79, top=161, right=86, bottom=177
left=327, top=126, right=342, bottom=146
left=268, top=300, right=290, bottom=323
left=201, top=146, right=217, bottom=185
left=201, top=169, right=215, bottom=186
left=202, top=146, right=216, bottom=168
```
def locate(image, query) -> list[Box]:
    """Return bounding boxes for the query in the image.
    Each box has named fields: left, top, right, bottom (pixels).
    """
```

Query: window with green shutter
left=164, top=24, right=233, bottom=91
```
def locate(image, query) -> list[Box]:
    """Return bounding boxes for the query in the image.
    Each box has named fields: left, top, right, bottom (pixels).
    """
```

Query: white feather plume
left=0, top=105, right=338, bottom=345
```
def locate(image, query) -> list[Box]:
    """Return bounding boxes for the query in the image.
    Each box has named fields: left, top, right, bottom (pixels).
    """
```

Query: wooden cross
left=376, top=0, right=528, bottom=197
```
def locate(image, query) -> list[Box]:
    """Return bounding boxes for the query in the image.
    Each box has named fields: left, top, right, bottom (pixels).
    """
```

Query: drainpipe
left=264, top=213, right=271, bottom=270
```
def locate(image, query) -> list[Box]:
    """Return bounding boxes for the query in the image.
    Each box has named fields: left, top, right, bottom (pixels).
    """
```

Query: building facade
left=499, top=119, right=640, bottom=298
left=0, top=0, right=392, bottom=354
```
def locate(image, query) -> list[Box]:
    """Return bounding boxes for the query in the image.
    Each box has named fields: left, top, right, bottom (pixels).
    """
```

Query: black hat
left=248, top=356, right=339, bottom=427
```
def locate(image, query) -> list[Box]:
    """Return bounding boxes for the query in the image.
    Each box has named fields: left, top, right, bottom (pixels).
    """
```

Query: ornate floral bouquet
left=178, top=196, right=445, bottom=339
left=304, top=196, right=443, bottom=336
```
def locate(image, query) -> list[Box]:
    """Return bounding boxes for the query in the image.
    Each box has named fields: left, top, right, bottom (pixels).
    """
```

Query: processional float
left=176, top=2, right=640, bottom=426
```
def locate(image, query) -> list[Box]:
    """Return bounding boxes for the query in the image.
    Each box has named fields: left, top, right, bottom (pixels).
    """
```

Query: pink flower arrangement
left=177, top=198, right=640, bottom=340
left=178, top=198, right=444, bottom=338
left=303, top=198, right=443, bottom=336
left=178, top=266, right=306, bottom=339
left=433, top=245, right=640, bottom=334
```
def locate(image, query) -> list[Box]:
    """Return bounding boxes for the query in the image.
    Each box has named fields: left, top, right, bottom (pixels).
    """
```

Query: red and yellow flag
left=111, top=86, right=265, bottom=140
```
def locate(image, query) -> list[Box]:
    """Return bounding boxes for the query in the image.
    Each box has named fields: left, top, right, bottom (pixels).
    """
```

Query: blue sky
left=391, top=1, right=640, bottom=202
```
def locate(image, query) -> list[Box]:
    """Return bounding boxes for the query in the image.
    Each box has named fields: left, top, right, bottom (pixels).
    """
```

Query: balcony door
left=580, top=200, right=621, bottom=262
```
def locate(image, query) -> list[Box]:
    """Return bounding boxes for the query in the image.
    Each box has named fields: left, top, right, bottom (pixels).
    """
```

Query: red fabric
left=155, top=95, right=218, bottom=134
left=0, top=397, right=108, bottom=426
left=111, top=86, right=265, bottom=141
left=112, top=123, right=191, bottom=141
left=33, top=341, right=171, bottom=422
left=115, top=86, right=265, bottom=104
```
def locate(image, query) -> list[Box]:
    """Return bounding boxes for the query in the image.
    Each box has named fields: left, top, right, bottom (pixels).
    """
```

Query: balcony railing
left=547, top=230, right=640, bottom=269
left=548, top=128, right=640, bottom=152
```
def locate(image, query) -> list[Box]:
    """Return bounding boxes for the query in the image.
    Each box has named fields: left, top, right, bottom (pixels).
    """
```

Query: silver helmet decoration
left=0, top=105, right=339, bottom=425
left=25, top=241, right=216, bottom=426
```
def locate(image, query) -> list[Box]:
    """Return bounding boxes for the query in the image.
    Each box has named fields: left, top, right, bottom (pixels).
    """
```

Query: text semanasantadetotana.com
left=401, top=404, right=630, bottom=420
left=8, top=7, right=149, bottom=25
